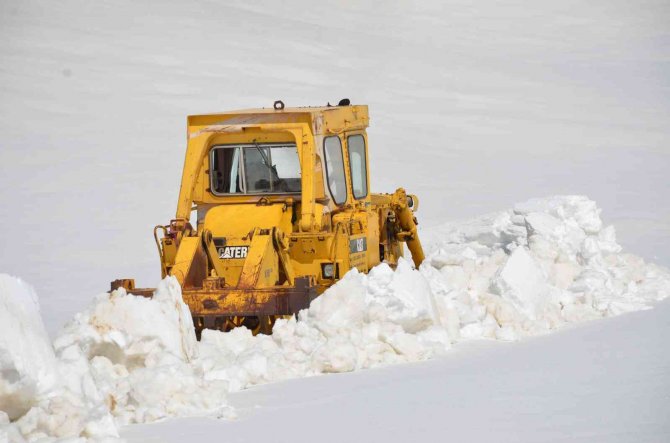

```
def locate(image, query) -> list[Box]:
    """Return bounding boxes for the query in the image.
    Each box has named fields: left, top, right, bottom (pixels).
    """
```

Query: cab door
left=344, top=132, right=379, bottom=270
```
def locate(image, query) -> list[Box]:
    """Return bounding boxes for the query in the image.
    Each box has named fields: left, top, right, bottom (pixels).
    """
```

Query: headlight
left=322, top=263, right=335, bottom=279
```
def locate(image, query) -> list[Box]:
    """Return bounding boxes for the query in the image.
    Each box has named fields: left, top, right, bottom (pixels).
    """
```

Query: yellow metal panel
left=366, top=210, right=380, bottom=267
left=186, top=105, right=369, bottom=137
left=238, top=231, right=278, bottom=289
left=169, top=237, right=202, bottom=286
left=203, top=204, right=288, bottom=237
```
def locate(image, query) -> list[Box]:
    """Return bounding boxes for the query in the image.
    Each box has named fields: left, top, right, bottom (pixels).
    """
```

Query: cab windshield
left=210, top=143, right=301, bottom=195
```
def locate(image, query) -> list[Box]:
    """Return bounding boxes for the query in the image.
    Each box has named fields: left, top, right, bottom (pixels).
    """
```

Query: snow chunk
left=0, top=275, right=57, bottom=420
left=0, top=275, right=119, bottom=441
left=54, top=276, right=229, bottom=426
left=56, top=276, right=198, bottom=366
left=490, top=247, right=550, bottom=320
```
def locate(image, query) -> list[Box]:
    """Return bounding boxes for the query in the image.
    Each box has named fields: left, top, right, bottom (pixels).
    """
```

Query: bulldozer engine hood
left=202, top=203, right=289, bottom=239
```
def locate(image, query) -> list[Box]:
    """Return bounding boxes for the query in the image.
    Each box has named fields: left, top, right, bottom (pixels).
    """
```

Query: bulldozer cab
left=180, top=104, right=371, bottom=231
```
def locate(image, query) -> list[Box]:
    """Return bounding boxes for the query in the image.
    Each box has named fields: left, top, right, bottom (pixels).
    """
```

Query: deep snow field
left=1, top=0, right=669, bottom=442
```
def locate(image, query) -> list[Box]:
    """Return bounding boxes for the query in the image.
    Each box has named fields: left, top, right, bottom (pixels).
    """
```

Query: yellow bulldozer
left=112, top=100, right=424, bottom=336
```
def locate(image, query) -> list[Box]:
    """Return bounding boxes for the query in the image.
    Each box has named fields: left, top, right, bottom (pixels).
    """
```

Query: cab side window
left=347, top=135, right=368, bottom=199
left=324, top=136, right=347, bottom=205
left=211, top=146, right=243, bottom=193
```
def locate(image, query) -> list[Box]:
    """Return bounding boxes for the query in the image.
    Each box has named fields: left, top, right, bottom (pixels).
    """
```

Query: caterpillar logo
left=218, top=246, right=249, bottom=259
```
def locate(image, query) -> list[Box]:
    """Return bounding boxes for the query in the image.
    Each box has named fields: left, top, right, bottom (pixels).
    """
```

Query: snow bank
left=0, top=275, right=119, bottom=442
left=0, top=276, right=56, bottom=421
left=196, top=260, right=450, bottom=391
left=422, top=195, right=669, bottom=341
left=2, top=277, right=229, bottom=441
left=177, top=196, right=670, bottom=390
left=53, top=277, right=230, bottom=427
left=182, top=195, right=670, bottom=393
left=2, top=196, right=670, bottom=441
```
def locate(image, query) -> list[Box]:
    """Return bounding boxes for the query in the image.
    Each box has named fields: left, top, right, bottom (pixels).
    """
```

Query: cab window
left=210, top=146, right=242, bottom=193
left=210, top=144, right=301, bottom=194
left=324, top=136, right=347, bottom=205
left=347, top=135, right=368, bottom=199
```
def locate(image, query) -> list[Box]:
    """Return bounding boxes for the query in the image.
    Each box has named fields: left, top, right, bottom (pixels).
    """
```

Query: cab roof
left=187, top=104, right=369, bottom=137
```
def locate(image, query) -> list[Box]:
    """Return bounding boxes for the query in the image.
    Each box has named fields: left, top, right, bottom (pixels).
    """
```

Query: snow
left=122, top=298, right=670, bottom=443
left=196, top=260, right=450, bottom=386
left=2, top=196, right=669, bottom=441
left=0, top=276, right=56, bottom=421
left=57, top=277, right=199, bottom=365
left=51, top=277, right=231, bottom=427
left=0, top=275, right=119, bottom=441
left=490, top=246, right=551, bottom=321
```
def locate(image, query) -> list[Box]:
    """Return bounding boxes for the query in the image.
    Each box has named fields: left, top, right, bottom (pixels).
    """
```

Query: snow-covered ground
left=123, top=299, right=670, bottom=443
left=1, top=0, right=669, bottom=442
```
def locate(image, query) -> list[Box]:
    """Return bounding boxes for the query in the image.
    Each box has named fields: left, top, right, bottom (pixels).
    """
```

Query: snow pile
left=0, top=275, right=118, bottom=442
left=196, top=260, right=450, bottom=391
left=0, top=277, right=229, bottom=441
left=2, top=196, right=670, bottom=441
left=188, top=196, right=670, bottom=393
left=421, top=195, right=670, bottom=341
left=53, top=277, right=230, bottom=426
left=0, top=276, right=57, bottom=421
